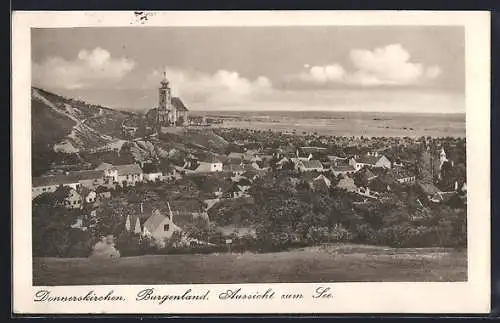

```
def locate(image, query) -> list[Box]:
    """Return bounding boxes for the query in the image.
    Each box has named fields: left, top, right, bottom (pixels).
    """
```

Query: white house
left=296, top=159, right=324, bottom=172
left=144, top=172, right=163, bottom=182
left=116, top=164, right=144, bottom=186
left=349, top=152, right=392, bottom=171
left=32, top=175, right=81, bottom=199
left=142, top=209, right=182, bottom=243
left=81, top=188, right=97, bottom=204
left=331, top=165, right=357, bottom=177
left=95, top=163, right=144, bottom=186
left=63, top=189, right=83, bottom=209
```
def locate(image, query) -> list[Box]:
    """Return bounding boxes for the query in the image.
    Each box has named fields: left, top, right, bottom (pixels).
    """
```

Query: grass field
left=33, top=244, right=467, bottom=286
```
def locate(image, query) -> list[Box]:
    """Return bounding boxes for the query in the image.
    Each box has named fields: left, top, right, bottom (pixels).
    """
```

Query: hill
left=31, top=87, right=229, bottom=175
left=31, top=87, right=136, bottom=153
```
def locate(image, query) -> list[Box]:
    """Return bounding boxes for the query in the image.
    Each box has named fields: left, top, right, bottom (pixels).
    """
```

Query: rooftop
left=301, top=160, right=324, bottom=169
left=32, top=174, right=80, bottom=187
left=115, top=164, right=143, bottom=175
left=172, top=97, right=189, bottom=112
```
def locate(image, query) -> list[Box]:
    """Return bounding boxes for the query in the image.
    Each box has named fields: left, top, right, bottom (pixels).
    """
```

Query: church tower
left=439, top=147, right=448, bottom=168
left=158, top=69, right=172, bottom=125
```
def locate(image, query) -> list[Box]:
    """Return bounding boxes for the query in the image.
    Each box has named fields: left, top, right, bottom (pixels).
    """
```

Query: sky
left=31, top=26, right=465, bottom=113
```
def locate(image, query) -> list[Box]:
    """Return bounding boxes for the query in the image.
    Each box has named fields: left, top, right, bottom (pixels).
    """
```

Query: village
left=32, top=125, right=467, bottom=256
left=31, top=71, right=468, bottom=258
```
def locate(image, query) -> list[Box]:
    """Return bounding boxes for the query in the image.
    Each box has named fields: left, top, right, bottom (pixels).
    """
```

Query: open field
left=33, top=244, right=467, bottom=285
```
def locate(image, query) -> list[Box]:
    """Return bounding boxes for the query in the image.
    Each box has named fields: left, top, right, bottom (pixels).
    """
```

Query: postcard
left=12, top=10, right=490, bottom=314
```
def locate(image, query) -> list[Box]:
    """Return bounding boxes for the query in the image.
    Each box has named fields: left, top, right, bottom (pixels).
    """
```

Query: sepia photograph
left=12, top=11, right=490, bottom=314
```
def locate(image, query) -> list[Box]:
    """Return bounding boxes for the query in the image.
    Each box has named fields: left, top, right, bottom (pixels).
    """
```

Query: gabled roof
left=299, top=146, right=327, bottom=154
left=115, top=164, right=143, bottom=176
left=193, top=162, right=213, bottom=172
left=95, top=162, right=114, bottom=170
left=336, top=177, right=357, bottom=191
left=355, top=155, right=381, bottom=165
left=33, top=174, right=80, bottom=187
left=143, top=209, right=169, bottom=233
left=300, top=160, right=324, bottom=169
left=68, top=170, right=105, bottom=181
left=203, top=155, right=223, bottom=163
left=223, top=164, right=244, bottom=172
left=227, top=152, right=245, bottom=159
left=418, top=181, right=442, bottom=195
left=391, top=167, right=416, bottom=179
left=331, top=165, right=356, bottom=172
left=79, top=186, right=94, bottom=198
left=313, top=174, right=331, bottom=188
left=356, top=167, right=376, bottom=180
left=172, top=97, right=189, bottom=112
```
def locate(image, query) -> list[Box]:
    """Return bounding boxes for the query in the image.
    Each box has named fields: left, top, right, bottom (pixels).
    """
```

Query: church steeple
left=160, top=67, right=170, bottom=87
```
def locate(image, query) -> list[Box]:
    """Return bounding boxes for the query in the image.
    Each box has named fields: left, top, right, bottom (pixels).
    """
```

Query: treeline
left=210, top=173, right=466, bottom=250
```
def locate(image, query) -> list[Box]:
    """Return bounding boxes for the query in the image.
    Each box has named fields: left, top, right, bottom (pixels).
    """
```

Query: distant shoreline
left=190, top=110, right=465, bottom=138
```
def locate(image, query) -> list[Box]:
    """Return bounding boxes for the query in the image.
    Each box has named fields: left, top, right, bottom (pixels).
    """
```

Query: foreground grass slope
left=33, top=244, right=467, bottom=285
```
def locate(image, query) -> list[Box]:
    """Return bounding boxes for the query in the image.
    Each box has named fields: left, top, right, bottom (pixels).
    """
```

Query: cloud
left=145, top=67, right=273, bottom=108
left=33, top=47, right=135, bottom=90
left=296, top=64, right=346, bottom=84
left=291, top=44, right=442, bottom=87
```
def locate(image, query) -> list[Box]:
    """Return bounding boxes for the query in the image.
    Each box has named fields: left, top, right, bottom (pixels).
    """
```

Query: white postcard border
left=12, top=10, right=491, bottom=314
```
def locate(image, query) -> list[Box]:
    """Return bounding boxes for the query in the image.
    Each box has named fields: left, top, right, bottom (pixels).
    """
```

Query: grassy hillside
left=31, top=87, right=136, bottom=152
left=31, top=99, right=76, bottom=150
left=33, top=244, right=466, bottom=285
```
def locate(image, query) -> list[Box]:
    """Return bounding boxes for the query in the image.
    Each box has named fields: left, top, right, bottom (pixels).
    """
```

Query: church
left=146, top=70, right=189, bottom=127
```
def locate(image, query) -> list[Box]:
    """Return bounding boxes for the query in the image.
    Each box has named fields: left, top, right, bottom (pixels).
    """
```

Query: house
left=353, top=167, right=378, bottom=186
left=295, top=151, right=313, bottom=161
left=223, top=164, right=245, bottom=176
left=312, top=174, right=331, bottom=191
left=356, top=186, right=379, bottom=200
left=192, top=162, right=223, bottom=173
left=68, top=170, right=107, bottom=189
left=97, top=191, right=111, bottom=201
left=275, top=156, right=291, bottom=170
left=296, top=159, right=324, bottom=172
left=241, top=169, right=261, bottom=182
left=32, top=175, right=81, bottom=199
left=416, top=181, right=443, bottom=201
left=227, top=151, right=261, bottom=164
left=115, top=164, right=144, bottom=186
left=63, top=189, right=82, bottom=209
left=203, top=198, right=221, bottom=211
left=430, top=191, right=456, bottom=204
left=368, top=172, right=397, bottom=192
left=144, top=171, right=163, bottom=182
left=297, top=146, right=327, bottom=159
left=335, top=176, right=358, bottom=192
left=331, top=165, right=357, bottom=177
left=328, top=155, right=349, bottom=165
left=142, top=209, right=182, bottom=242
left=227, top=152, right=246, bottom=164
left=225, top=184, right=251, bottom=198
left=79, top=186, right=97, bottom=204
left=185, top=155, right=223, bottom=173
left=349, top=152, right=392, bottom=170
left=391, top=167, right=417, bottom=184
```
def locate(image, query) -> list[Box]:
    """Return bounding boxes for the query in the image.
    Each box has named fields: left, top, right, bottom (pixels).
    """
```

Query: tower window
left=164, top=224, right=170, bottom=231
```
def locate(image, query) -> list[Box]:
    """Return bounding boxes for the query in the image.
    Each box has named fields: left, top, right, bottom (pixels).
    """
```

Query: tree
left=32, top=202, right=80, bottom=257
left=417, top=149, right=433, bottom=183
